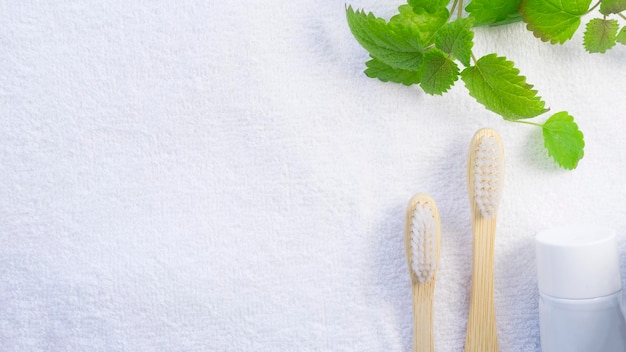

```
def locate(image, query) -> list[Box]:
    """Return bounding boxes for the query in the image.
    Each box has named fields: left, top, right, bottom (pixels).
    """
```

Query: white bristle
left=410, top=203, right=437, bottom=283
left=473, top=136, right=503, bottom=218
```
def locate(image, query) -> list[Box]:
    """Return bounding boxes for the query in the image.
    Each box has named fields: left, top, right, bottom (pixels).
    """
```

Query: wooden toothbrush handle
left=412, top=281, right=435, bottom=352
left=465, top=219, right=498, bottom=352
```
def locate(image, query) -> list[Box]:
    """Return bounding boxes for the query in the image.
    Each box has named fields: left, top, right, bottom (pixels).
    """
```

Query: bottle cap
left=536, top=226, right=621, bottom=299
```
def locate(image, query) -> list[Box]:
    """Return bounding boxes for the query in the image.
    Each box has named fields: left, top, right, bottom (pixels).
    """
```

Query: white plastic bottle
left=536, top=226, right=626, bottom=352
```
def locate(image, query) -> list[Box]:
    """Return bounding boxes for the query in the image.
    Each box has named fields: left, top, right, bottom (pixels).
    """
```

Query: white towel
left=2, top=1, right=626, bottom=351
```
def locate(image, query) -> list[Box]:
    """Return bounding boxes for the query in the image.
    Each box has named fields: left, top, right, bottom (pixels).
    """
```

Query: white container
left=536, top=226, right=626, bottom=352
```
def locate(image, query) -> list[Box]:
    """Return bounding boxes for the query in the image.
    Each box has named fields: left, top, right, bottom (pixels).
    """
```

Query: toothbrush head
left=469, top=128, right=505, bottom=219
left=405, top=194, right=441, bottom=284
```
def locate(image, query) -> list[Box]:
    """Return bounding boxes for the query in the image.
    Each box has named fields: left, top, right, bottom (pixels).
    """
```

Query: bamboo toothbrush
left=464, top=128, right=505, bottom=352
left=404, top=193, right=441, bottom=352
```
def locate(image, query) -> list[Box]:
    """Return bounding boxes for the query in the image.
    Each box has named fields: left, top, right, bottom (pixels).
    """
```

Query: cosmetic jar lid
left=536, top=226, right=621, bottom=299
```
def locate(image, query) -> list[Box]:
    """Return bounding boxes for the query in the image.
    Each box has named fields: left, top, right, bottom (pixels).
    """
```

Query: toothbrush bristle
left=410, top=203, right=437, bottom=283
left=473, top=135, right=503, bottom=218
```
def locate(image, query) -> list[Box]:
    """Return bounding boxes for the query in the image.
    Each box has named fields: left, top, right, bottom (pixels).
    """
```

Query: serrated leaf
left=435, top=18, right=474, bottom=67
left=346, top=6, right=424, bottom=70
left=600, top=0, right=626, bottom=14
left=584, top=18, right=619, bottom=53
left=390, top=5, right=449, bottom=46
left=466, top=0, right=521, bottom=26
left=365, top=57, right=421, bottom=85
left=461, top=54, right=547, bottom=120
left=542, top=111, right=584, bottom=169
left=418, top=49, right=459, bottom=95
left=407, top=0, right=450, bottom=13
left=408, top=0, right=450, bottom=13
left=520, top=0, right=591, bottom=44
left=617, top=27, right=626, bottom=45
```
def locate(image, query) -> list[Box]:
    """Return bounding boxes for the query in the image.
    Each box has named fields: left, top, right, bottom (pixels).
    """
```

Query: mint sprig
left=390, top=5, right=449, bottom=45
left=408, top=0, right=450, bottom=14
left=346, top=6, right=425, bottom=70
left=466, top=0, right=522, bottom=26
left=345, top=1, right=586, bottom=169
left=584, top=18, right=620, bottom=53
left=461, top=54, right=547, bottom=120
left=435, top=18, right=474, bottom=66
left=520, top=0, right=592, bottom=44
left=520, top=0, right=626, bottom=54
left=418, top=49, right=459, bottom=95
left=600, top=0, right=626, bottom=15
left=542, top=112, right=585, bottom=169
left=365, top=57, right=421, bottom=85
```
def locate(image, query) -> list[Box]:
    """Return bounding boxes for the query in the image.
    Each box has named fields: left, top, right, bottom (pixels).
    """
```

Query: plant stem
left=470, top=52, right=478, bottom=65
left=450, top=0, right=459, bottom=19
left=587, top=1, right=601, bottom=14
left=458, top=0, right=464, bottom=19
left=512, top=120, right=544, bottom=128
left=619, top=13, right=626, bottom=20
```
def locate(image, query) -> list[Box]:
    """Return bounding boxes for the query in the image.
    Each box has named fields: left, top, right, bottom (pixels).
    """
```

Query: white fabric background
left=2, top=1, right=626, bottom=351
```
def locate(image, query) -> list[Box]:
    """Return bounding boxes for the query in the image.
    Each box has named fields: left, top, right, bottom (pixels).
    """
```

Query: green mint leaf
left=466, top=0, right=522, bottom=26
left=390, top=5, right=449, bottom=46
left=418, top=49, right=459, bottom=95
left=520, top=0, right=591, bottom=44
left=461, top=54, right=547, bottom=120
left=584, top=18, right=619, bottom=53
left=408, top=0, right=450, bottom=13
left=365, top=57, right=421, bottom=85
left=617, top=27, right=626, bottom=45
left=542, top=111, right=584, bottom=169
left=435, top=18, right=474, bottom=67
left=600, top=0, right=626, bottom=15
left=346, top=6, right=424, bottom=70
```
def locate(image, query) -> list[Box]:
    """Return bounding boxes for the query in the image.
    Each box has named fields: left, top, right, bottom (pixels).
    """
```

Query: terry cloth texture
left=2, top=1, right=626, bottom=351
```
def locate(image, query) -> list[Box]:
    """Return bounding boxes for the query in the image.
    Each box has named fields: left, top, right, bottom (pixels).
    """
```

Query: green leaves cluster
left=346, top=1, right=585, bottom=169
left=521, top=0, right=626, bottom=53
